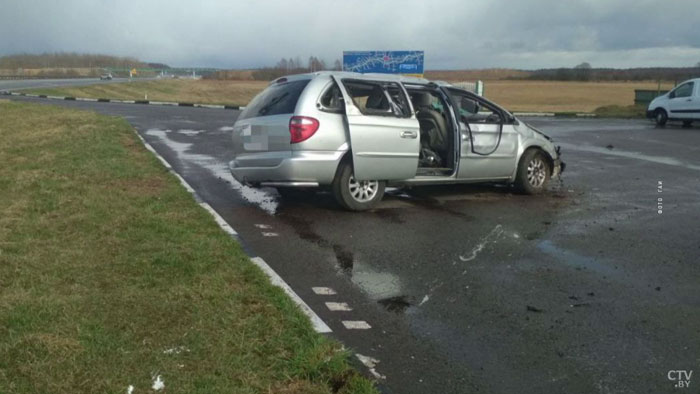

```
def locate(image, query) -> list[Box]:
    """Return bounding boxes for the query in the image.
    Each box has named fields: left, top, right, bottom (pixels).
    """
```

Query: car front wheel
left=514, top=149, right=550, bottom=194
left=654, top=109, right=668, bottom=126
left=332, top=161, right=385, bottom=211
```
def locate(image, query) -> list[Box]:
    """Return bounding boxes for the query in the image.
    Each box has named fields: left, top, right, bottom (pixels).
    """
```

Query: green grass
left=594, top=104, right=648, bottom=118
left=0, top=101, right=376, bottom=394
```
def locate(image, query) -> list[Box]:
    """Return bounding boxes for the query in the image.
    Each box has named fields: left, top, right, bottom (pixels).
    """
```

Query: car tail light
left=289, top=116, right=319, bottom=144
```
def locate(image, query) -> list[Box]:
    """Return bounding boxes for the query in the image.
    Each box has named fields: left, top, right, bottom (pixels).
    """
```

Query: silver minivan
left=230, top=71, right=564, bottom=210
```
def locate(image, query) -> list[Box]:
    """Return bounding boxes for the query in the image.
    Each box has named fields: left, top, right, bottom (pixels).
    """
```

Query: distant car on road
left=229, top=71, right=564, bottom=210
left=647, top=78, right=700, bottom=127
left=100, top=73, right=113, bottom=80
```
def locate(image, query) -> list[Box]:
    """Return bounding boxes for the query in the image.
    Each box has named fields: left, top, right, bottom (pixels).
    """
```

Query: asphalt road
left=7, top=95, right=700, bottom=394
left=0, top=77, right=144, bottom=91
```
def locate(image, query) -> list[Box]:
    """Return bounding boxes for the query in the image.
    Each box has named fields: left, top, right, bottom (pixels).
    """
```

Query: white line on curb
left=131, top=129, right=332, bottom=333
left=251, top=257, right=332, bottom=333
left=342, top=321, right=371, bottom=330
left=312, top=287, right=337, bottom=295
left=325, top=302, right=352, bottom=311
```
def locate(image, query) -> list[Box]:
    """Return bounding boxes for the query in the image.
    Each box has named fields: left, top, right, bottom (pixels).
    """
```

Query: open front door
left=332, top=76, right=420, bottom=181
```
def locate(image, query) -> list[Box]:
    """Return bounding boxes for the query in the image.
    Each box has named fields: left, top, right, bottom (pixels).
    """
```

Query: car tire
left=514, top=149, right=550, bottom=195
left=682, top=120, right=693, bottom=128
left=654, top=109, right=668, bottom=127
left=332, top=161, right=385, bottom=211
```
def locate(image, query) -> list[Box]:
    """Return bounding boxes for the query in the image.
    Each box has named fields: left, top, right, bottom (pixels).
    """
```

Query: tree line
left=517, top=62, right=700, bottom=82
left=0, top=52, right=160, bottom=69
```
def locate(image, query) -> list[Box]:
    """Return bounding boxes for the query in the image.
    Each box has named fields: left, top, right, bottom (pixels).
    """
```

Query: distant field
left=26, top=78, right=674, bottom=113
left=482, top=80, right=674, bottom=112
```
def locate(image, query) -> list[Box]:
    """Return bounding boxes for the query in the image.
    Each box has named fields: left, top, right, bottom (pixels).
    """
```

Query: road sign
left=343, top=51, right=424, bottom=77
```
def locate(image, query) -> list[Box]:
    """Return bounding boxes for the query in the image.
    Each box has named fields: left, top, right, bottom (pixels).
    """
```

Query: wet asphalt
left=7, top=95, right=700, bottom=394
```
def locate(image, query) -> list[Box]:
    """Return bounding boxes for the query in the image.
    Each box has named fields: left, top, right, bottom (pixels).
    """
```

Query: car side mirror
left=669, top=91, right=676, bottom=99
left=461, top=97, right=479, bottom=114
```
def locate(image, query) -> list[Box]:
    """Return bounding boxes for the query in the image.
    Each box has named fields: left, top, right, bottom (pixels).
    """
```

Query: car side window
left=318, top=82, right=344, bottom=114
left=672, top=82, right=694, bottom=98
left=450, top=92, right=503, bottom=124
left=341, top=79, right=411, bottom=118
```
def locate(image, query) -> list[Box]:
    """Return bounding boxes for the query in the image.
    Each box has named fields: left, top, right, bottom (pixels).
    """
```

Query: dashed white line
left=254, top=224, right=272, bottom=229
left=312, top=287, right=337, bottom=295
left=261, top=232, right=278, bottom=237
left=342, top=320, right=371, bottom=330
left=325, top=302, right=352, bottom=311
left=131, top=128, right=331, bottom=334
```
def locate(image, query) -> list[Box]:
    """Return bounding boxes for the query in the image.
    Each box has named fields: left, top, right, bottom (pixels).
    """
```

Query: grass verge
left=0, top=101, right=376, bottom=394
left=593, top=104, right=648, bottom=118
left=24, top=79, right=268, bottom=107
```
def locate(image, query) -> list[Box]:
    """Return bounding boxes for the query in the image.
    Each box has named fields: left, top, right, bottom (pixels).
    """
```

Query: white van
left=647, top=78, right=700, bottom=126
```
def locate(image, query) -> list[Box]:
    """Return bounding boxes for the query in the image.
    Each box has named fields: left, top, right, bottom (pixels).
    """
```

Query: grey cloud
left=1, top=0, right=699, bottom=69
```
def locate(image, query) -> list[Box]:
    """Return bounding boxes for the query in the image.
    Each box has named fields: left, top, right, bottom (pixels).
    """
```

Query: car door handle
left=400, top=130, right=418, bottom=139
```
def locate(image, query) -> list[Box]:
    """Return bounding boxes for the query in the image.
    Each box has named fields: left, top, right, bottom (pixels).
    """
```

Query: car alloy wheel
left=527, top=157, right=547, bottom=188
left=348, top=175, right=379, bottom=203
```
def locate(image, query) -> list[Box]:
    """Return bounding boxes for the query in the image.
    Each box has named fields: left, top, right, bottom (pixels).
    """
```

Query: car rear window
left=238, top=79, right=310, bottom=120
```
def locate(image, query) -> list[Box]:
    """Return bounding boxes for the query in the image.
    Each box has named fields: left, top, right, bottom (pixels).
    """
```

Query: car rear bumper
left=230, top=150, right=345, bottom=186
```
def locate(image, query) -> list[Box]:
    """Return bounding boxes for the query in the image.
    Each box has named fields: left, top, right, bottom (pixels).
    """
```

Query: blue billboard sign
left=343, top=51, right=424, bottom=76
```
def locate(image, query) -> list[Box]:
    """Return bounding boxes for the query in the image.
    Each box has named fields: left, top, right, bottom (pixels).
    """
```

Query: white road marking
left=558, top=142, right=700, bottom=171
left=219, top=126, right=235, bottom=132
left=356, top=354, right=386, bottom=380
left=325, top=302, right=352, bottom=311
left=342, top=320, right=371, bottom=330
left=199, top=202, right=237, bottom=236
left=312, top=287, right=337, bottom=295
left=419, top=295, right=430, bottom=306
left=254, top=224, right=271, bottom=229
left=176, top=129, right=205, bottom=136
left=251, top=257, right=332, bottom=333
left=261, top=232, right=278, bottom=237
left=459, top=224, right=504, bottom=262
left=132, top=129, right=331, bottom=334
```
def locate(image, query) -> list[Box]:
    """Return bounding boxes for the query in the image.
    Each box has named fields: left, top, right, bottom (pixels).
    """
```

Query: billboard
left=343, top=51, right=424, bottom=77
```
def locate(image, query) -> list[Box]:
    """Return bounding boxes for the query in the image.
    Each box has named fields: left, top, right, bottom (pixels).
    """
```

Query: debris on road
left=526, top=305, right=544, bottom=313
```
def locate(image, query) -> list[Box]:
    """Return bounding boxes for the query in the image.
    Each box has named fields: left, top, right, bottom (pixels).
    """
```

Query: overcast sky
left=1, top=0, right=699, bottom=69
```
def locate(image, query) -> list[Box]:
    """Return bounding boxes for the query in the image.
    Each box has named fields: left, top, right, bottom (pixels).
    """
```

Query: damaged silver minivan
left=230, top=71, right=564, bottom=210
